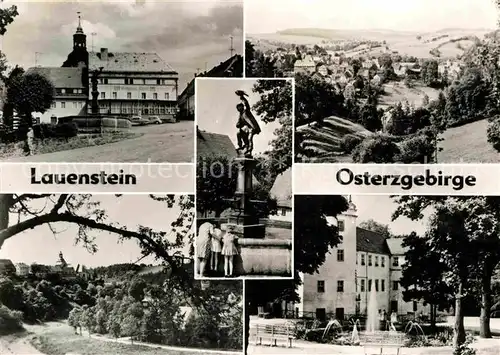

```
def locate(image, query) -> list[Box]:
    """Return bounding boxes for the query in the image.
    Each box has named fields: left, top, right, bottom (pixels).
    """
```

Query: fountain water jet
left=366, top=282, right=379, bottom=333
left=322, top=319, right=342, bottom=340
left=351, top=319, right=360, bottom=344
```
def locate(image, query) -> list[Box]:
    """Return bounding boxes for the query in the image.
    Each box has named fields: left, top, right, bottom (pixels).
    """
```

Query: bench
left=362, top=332, right=404, bottom=355
left=253, top=323, right=296, bottom=348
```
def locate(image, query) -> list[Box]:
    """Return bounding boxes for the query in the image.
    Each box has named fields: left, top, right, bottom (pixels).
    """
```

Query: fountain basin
left=234, top=238, right=292, bottom=275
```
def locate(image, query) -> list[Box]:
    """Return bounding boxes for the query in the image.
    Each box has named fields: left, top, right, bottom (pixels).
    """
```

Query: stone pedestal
left=224, top=156, right=265, bottom=239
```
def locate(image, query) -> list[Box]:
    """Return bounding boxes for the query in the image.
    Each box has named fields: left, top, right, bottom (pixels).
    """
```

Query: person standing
left=196, top=221, right=215, bottom=277
left=25, top=126, right=34, bottom=156
left=210, top=228, right=222, bottom=273
left=221, top=225, right=239, bottom=277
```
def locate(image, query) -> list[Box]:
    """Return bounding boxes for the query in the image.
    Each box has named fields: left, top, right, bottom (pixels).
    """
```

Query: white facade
left=270, top=206, right=292, bottom=222
left=15, top=263, right=30, bottom=276
left=37, top=98, right=87, bottom=123
left=356, top=250, right=390, bottom=315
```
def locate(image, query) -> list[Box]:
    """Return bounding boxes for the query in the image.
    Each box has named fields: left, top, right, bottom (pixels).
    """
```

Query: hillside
left=296, top=116, right=371, bottom=163
left=249, top=27, right=492, bottom=58
left=379, top=82, right=440, bottom=109
left=438, top=119, right=500, bottom=163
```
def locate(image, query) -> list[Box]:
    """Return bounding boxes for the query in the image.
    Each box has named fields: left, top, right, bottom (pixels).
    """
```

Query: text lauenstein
left=336, top=168, right=476, bottom=191
left=31, top=168, right=137, bottom=185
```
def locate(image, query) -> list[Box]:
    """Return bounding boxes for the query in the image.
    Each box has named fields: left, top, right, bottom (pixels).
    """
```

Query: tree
left=128, top=278, right=147, bottom=302
left=0, top=4, right=18, bottom=36
left=421, top=59, right=439, bottom=87
left=399, top=232, right=453, bottom=329
left=392, top=196, right=500, bottom=348
left=252, top=79, right=293, bottom=174
left=6, top=72, right=55, bottom=128
left=245, top=40, right=255, bottom=76
left=358, top=219, right=392, bottom=238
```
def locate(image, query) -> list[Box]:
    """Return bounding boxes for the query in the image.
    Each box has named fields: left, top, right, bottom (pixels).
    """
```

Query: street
left=5, top=121, right=194, bottom=163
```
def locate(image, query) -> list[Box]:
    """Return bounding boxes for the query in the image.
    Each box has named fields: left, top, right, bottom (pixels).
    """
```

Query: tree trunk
left=453, top=283, right=466, bottom=349
left=480, top=268, right=493, bottom=338
left=0, top=195, right=12, bottom=249
left=245, top=299, right=250, bottom=354
left=430, top=304, right=436, bottom=330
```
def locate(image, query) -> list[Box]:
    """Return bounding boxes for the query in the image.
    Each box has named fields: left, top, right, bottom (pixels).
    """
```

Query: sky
left=350, top=195, right=429, bottom=236
left=246, top=0, right=499, bottom=34
left=0, top=194, right=194, bottom=267
left=0, top=0, right=243, bottom=91
left=196, top=78, right=281, bottom=155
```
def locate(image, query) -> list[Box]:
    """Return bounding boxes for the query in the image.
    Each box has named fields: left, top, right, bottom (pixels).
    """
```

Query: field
left=438, top=119, right=500, bottom=163
left=296, top=116, right=371, bottom=163
left=379, top=82, right=440, bottom=109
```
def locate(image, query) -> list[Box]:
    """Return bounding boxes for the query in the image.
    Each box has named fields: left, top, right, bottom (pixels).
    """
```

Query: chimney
left=100, top=48, right=108, bottom=61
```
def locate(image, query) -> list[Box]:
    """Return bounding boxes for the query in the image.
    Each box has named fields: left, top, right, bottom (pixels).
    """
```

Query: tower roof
left=75, top=13, right=84, bottom=34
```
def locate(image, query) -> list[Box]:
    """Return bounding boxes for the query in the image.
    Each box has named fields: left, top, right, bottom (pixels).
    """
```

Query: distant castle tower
left=57, top=251, right=68, bottom=268
left=62, top=12, right=89, bottom=70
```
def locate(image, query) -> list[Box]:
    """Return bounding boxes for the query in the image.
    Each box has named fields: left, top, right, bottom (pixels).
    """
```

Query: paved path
left=5, top=121, right=194, bottom=163
left=0, top=334, right=44, bottom=354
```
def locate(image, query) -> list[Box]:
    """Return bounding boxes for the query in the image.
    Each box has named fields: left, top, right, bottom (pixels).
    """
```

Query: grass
left=379, top=82, right=440, bottom=110
left=0, top=131, right=141, bottom=159
left=438, top=119, right=500, bottom=163
left=28, top=326, right=212, bottom=355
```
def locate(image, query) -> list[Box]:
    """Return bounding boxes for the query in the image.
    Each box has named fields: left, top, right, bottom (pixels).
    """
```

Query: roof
left=197, top=129, right=237, bottom=159
left=0, top=259, right=14, bottom=267
left=270, top=168, right=292, bottom=208
left=89, top=50, right=176, bottom=73
left=179, top=54, right=243, bottom=101
left=26, top=67, right=84, bottom=88
left=356, top=227, right=390, bottom=255
left=386, top=238, right=407, bottom=256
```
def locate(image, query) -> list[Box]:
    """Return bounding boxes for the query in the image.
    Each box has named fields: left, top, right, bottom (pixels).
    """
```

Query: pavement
left=5, top=121, right=194, bottom=163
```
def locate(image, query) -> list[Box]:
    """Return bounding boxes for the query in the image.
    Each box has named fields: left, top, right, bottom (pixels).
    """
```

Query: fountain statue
left=366, top=283, right=378, bottom=333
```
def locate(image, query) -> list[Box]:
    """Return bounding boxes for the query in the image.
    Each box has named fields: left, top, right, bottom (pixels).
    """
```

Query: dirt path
left=0, top=334, right=44, bottom=354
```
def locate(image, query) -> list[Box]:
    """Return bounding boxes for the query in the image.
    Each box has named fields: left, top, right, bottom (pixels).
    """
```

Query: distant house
left=178, top=54, right=243, bottom=121
left=0, top=259, right=16, bottom=275
left=196, top=128, right=238, bottom=160
left=270, top=168, right=292, bottom=222
left=294, top=55, right=316, bottom=75
left=15, top=263, right=30, bottom=276
left=316, top=63, right=328, bottom=77
left=26, top=67, right=87, bottom=124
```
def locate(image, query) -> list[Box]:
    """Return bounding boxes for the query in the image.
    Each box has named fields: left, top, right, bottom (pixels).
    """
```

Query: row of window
left=99, top=78, right=174, bottom=85
left=100, top=92, right=170, bottom=100
left=317, top=279, right=400, bottom=293
left=51, top=101, right=84, bottom=109
left=57, top=88, right=84, bottom=94
left=359, top=254, right=400, bottom=267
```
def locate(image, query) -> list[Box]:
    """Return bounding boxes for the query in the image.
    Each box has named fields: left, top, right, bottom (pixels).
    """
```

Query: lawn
left=0, top=131, right=141, bottom=159
left=438, top=119, right=500, bottom=163
left=28, top=325, right=221, bottom=355
left=379, top=82, right=440, bottom=110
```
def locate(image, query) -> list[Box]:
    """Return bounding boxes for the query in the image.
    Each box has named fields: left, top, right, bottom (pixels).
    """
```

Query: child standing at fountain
left=221, top=225, right=239, bottom=277
left=210, top=228, right=222, bottom=273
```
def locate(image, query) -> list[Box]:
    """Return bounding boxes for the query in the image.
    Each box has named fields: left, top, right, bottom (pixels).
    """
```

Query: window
left=361, top=254, right=365, bottom=266
left=130, top=78, right=134, bottom=84
left=381, top=257, right=385, bottom=267
left=375, top=256, right=379, bottom=267
left=104, top=78, right=108, bottom=84
left=381, top=280, right=385, bottom=292
left=316, top=308, right=326, bottom=321
left=281, top=208, right=286, bottom=216
left=165, top=93, right=170, bottom=100
left=360, top=279, right=365, bottom=292
left=337, top=249, right=344, bottom=262
left=375, top=279, right=379, bottom=292
left=73, top=102, right=78, bottom=108
left=337, top=280, right=344, bottom=292
left=338, top=220, right=345, bottom=231
left=113, top=92, right=117, bottom=99
left=317, top=280, right=325, bottom=293
left=368, top=279, right=372, bottom=291
left=50, top=116, right=57, bottom=124
left=61, top=102, right=66, bottom=108
left=51, top=102, right=56, bottom=108
left=393, top=281, right=399, bottom=291
left=157, top=79, right=161, bottom=85
left=141, top=93, right=146, bottom=99
left=101, top=92, right=105, bottom=99
left=393, top=257, right=399, bottom=267
left=153, top=93, right=158, bottom=100
left=127, top=92, right=132, bottom=99
left=61, top=89, right=66, bottom=94
left=368, top=255, right=372, bottom=266
left=79, top=102, right=83, bottom=108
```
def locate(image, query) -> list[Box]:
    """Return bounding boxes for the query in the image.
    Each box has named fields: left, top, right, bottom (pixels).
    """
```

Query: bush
left=487, top=118, right=500, bottom=151
left=340, top=134, right=363, bottom=153
left=34, top=122, right=78, bottom=139
left=0, top=305, right=24, bottom=335
left=397, top=134, right=436, bottom=163
left=352, top=135, right=400, bottom=163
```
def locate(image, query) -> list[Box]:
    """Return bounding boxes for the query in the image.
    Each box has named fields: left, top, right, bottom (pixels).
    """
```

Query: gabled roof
left=356, top=227, right=390, bottom=255
left=89, top=51, right=176, bottom=73
left=197, top=129, right=237, bottom=159
left=270, top=168, right=292, bottom=208
left=26, top=67, right=84, bottom=88
left=386, top=238, right=407, bottom=256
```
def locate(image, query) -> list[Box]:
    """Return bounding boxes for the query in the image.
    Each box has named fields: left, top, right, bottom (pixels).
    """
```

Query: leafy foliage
left=486, top=117, right=500, bottom=151
left=352, top=134, right=400, bottom=163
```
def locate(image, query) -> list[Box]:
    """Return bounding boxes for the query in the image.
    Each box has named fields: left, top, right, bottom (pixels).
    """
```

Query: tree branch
left=11, top=194, right=52, bottom=205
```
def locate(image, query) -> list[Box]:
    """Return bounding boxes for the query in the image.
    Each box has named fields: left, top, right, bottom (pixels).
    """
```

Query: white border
left=194, top=77, right=295, bottom=281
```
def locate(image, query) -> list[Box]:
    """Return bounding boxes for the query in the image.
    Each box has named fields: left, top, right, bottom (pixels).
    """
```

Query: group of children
left=196, top=221, right=239, bottom=277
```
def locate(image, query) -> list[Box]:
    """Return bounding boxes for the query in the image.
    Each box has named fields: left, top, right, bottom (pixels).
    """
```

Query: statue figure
left=90, top=67, right=103, bottom=115
left=235, top=90, right=261, bottom=156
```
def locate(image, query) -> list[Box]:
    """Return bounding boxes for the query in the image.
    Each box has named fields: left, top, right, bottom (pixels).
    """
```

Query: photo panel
left=0, top=0, right=243, bottom=163
left=244, top=0, right=500, bottom=164
left=0, top=193, right=243, bottom=354
left=245, top=194, right=500, bottom=355
left=194, top=77, right=294, bottom=279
